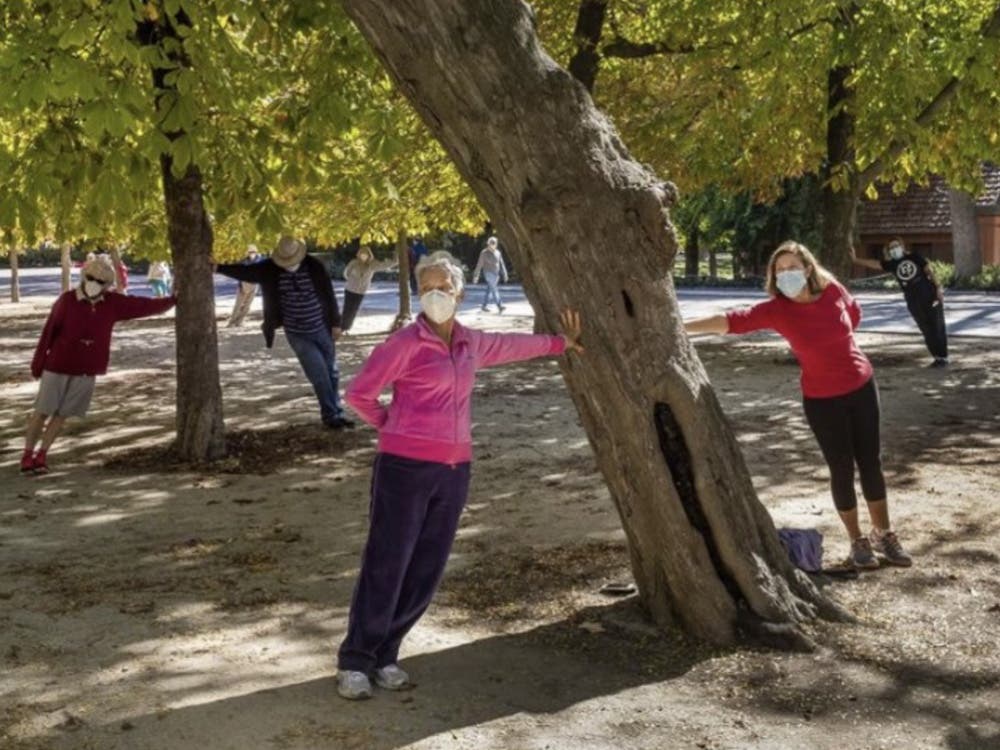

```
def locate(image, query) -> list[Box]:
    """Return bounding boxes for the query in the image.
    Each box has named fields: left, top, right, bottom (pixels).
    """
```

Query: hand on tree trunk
left=559, top=308, right=584, bottom=354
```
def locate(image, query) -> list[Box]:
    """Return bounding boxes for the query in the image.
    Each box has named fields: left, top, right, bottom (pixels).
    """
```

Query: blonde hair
left=764, top=241, right=833, bottom=298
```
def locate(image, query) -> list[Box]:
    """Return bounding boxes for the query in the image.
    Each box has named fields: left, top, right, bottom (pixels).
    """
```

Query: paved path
left=3, top=268, right=998, bottom=337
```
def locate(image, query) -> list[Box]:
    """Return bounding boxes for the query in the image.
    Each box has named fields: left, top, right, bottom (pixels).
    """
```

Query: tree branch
left=601, top=17, right=832, bottom=61
left=859, top=2, right=1000, bottom=186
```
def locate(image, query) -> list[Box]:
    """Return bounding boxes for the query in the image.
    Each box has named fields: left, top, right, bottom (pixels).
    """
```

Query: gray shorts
left=34, top=371, right=96, bottom=417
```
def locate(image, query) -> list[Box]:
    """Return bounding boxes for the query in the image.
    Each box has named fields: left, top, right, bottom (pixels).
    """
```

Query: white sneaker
left=337, top=670, right=373, bottom=700
left=373, top=664, right=410, bottom=690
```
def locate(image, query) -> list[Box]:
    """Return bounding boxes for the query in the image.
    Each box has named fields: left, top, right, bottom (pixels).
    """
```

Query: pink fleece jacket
left=345, top=315, right=567, bottom=464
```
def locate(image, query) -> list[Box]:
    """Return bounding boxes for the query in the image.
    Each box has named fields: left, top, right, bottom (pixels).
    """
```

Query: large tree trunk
left=9, top=250, right=20, bottom=303
left=392, top=231, right=413, bottom=332
left=342, top=0, right=845, bottom=647
left=949, top=188, right=982, bottom=278
left=60, top=243, right=72, bottom=292
left=142, top=11, right=226, bottom=461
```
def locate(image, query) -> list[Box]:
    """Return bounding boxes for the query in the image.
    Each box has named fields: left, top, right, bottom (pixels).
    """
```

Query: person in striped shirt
left=215, top=236, right=354, bottom=430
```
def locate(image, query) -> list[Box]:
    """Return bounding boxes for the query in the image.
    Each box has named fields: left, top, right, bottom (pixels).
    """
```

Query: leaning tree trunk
left=391, top=230, right=412, bottom=332
left=949, top=188, right=982, bottom=278
left=342, top=0, right=845, bottom=647
left=9, top=250, right=20, bottom=303
left=60, top=243, right=72, bottom=292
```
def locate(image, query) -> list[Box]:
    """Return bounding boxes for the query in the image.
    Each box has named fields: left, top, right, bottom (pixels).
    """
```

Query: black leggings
left=341, top=290, right=365, bottom=331
left=907, top=295, right=948, bottom=359
left=802, top=378, right=887, bottom=512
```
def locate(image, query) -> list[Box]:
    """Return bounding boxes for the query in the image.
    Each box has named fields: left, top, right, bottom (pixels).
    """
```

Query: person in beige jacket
left=342, top=245, right=396, bottom=331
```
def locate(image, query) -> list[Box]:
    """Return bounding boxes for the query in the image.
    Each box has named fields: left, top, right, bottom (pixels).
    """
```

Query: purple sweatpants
left=337, top=452, right=471, bottom=672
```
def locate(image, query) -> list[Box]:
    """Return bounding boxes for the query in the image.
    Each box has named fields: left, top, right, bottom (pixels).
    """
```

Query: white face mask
left=888, top=245, right=904, bottom=260
left=776, top=269, right=808, bottom=298
left=83, top=280, right=105, bottom=298
left=420, top=290, right=457, bottom=324
left=285, top=263, right=301, bottom=273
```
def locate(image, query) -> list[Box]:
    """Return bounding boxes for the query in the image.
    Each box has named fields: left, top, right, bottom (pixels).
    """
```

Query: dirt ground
left=1, top=297, right=998, bottom=750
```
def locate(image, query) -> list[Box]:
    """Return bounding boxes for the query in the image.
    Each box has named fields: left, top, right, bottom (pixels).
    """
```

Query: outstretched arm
left=215, top=261, right=269, bottom=284
left=684, top=314, right=729, bottom=335
left=476, top=308, right=582, bottom=367
left=849, top=246, right=883, bottom=271
left=111, top=293, right=177, bottom=321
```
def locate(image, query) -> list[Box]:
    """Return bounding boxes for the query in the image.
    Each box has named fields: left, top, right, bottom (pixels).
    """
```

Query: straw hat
left=81, top=256, right=116, bottom=285
left=272, top=235, right=306, bottom=269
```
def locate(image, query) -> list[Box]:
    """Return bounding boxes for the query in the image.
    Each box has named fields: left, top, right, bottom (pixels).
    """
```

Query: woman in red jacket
left=21, top=257, right=177, bottom=475
left=684, top=241, right=911, bottom=571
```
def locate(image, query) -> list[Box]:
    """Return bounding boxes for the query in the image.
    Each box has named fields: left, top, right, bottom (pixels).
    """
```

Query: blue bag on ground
left=777, top=528, right=824, bottom=573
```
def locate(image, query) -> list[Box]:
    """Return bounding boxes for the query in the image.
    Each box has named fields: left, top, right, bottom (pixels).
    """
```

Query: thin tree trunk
left=141, top=11, right=226, bottom=461
left=683, top=222, right=700, bottom=277
left=9, top=250, right=20, bottom=303
left=567, top=0, right=608, bottom=93
left=60, top=243, right=72, bottom=292
left=949, top=188, right=982, bottom=278
left=821, top=58, right=861, bottom=280
left=392, top=231, right=412, bottom=332
left=342, top=0, right=846, bottom=647
left=108, top=244, right=127, bottom=293
left=709, top=243, right=718, bottom=279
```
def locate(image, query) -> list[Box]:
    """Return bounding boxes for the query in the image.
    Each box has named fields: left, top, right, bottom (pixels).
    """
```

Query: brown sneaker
left=869, top=529, right=912, bottom=567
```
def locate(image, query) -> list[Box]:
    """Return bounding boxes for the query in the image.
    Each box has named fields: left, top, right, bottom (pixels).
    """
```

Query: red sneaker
left=20, top=451, right=35, bottom=474
left=32, top=450, right=49, bottom=475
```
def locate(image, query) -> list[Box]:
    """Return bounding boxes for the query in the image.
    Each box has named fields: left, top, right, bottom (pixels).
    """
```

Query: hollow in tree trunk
left=341, top=0, right=847, bottom=647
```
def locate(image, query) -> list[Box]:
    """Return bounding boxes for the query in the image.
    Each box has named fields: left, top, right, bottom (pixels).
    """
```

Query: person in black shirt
left=851, top=238, right=948, bottom=367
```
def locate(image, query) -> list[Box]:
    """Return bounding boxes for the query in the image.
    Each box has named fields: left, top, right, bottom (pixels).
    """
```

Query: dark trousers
left=338, top=453, right=471, bottom=672
left=906, top=295, right=948, bottom=359
left=802, top=378, right=886, bottom=512
left=341, top=290, right=365, bottom=331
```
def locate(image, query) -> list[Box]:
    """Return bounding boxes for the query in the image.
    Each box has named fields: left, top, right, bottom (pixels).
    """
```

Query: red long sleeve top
left=725, top=281, right=873, bottom=399
left=31, top=290, right=176, bottom=378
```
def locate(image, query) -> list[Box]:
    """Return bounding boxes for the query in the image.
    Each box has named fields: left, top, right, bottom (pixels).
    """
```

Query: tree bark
left=60, top=243, right=72, bottom=292
left=948, top=188, right=982, bottom=278
left=141, top=12, right=226, bottom=461
left=9, top=250, right=20, bottom=303
left=709, top=242, right=718, bottom=279
left=342, top=0, right=846, bottom=647
left=820, top=59, right=862, bottom=279
left=392, top=231, right=413, bottom=332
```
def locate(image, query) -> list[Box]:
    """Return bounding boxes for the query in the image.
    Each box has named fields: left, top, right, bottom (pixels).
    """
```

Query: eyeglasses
left=84, top=275, right=108, bottom=284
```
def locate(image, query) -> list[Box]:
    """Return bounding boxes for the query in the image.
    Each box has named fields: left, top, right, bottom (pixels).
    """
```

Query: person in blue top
left=214, top=236, right=354, bottom=430
left=850, top=238, right=948, bottom=367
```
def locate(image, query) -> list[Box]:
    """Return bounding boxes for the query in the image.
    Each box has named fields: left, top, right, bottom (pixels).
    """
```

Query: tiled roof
left=859, top=164, right=1000, bottom=234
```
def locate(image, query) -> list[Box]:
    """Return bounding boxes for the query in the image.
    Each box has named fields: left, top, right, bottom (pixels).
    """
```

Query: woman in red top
left=684, top=241, right=911, bottom=570
left=21, top=257, right=176, bottom=475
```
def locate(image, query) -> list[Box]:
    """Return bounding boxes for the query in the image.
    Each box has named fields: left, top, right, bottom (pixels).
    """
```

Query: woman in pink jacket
left=336, top=251, right=583, bottom=700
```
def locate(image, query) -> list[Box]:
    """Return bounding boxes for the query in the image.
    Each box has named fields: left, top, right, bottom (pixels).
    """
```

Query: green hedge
left=928, top=261, right=1000, bottom=291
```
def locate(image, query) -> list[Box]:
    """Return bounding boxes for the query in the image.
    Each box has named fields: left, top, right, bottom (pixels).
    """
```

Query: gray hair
left=415, top=250, right=465, bottom=294
left=487, top=236, right=498, bottom=247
